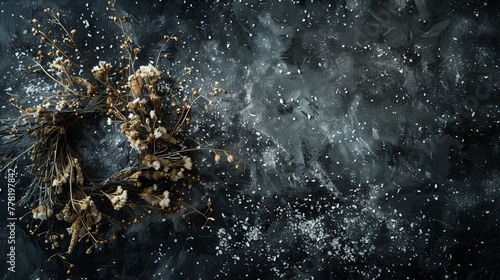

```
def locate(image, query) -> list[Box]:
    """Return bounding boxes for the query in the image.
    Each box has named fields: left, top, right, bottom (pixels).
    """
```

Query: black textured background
left=1, top=0, right=500, bottom=279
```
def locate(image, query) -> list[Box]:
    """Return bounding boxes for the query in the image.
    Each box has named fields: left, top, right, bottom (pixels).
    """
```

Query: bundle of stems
left=0, top=2, right=243, bottom=273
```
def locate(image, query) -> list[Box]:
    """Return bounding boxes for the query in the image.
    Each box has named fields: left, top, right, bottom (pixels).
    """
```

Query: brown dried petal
left=129, top=75, right=143, bottom=98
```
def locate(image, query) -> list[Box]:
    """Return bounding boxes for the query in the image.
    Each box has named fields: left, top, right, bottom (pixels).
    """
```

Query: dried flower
left=154, top=126, right=167, bottom=138
left=52, top=172, right=69, bottom=188
left=92, top=61, right=112, bottom=81
left=55, top=100, right=68, bottom=111
left=137, top=64, right=160, bottom=79
left=32, top=203, right=53, bottom=220
left=152, top=160, right=161, bottom=170
left=183, top=157, right=193, bottom=170
left=159, top=190, right=170, bottom=208
left=105, top=186, right=128, bottom=210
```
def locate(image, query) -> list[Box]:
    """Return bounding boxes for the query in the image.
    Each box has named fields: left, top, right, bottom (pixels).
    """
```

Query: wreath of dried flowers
left=0, top=1, right=243, bottom=273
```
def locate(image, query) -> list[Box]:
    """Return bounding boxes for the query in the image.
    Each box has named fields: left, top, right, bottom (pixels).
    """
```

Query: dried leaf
left=129, top=74, right=143, bottom=98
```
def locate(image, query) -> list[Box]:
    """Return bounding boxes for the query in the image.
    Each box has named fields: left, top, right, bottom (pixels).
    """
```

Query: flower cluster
left=0, top=4, right=244, bottom=273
